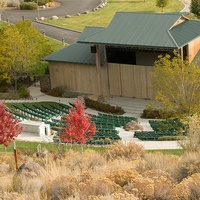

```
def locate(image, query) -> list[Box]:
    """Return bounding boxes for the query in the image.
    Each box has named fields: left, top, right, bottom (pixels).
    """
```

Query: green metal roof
left=78, top=12, right=200, bottom=49
left=169, top=20, right=200, bottom=48
left=44, top=12, right=200, bottom=65
left=44, top=27, right=104, bottom=65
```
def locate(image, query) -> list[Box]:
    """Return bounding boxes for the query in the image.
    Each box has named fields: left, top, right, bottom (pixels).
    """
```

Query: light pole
left=37, top=0, right=40, bottom=19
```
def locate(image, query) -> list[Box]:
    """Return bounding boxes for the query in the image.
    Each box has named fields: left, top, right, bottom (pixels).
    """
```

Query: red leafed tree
left=0, top=102, right=23, bottom=147
left=60, top=99, right=96, bottom=144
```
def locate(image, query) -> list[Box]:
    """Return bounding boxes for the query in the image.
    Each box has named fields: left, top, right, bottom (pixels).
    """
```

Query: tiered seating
left=134, top=118, right=185, bottom=141
left=8, top=102, right=71, bottom=122
left=86, top=112, right=137, bottom=144
left=7, top=102, right=137, bottom=145
left=149, top=119, right=185, bottom=132
left=134, top=130, right=178, bottom=141
left=22, top=103, right=50, bottom=120
left=50, top=104, right=69, bottom=114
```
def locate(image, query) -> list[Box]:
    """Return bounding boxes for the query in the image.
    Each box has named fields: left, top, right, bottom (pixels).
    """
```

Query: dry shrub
left=0, top=154, right=17, bottom=172
left=46, top=175, right=78, bottom=200
left=79, top=177, right=121, bottom=199
left=106, top=168, right=136, bottom=187
left=126, top=173, right=154, bottom=198
left=105, top=141, right=145, bottom=161
left=170, top=173, right=200, bottom=200
left=47, top=149, right=106, bottom=179
left=143, top=170, right=173, bottom=200
left=0, top=191, right=25, bottom=200
left=12, top=175, right=45, bottom=200
left=88, top=191, right=138, bottom=200
left=136, top=152, right=179, bottom=180
left=124, top=170, right=173, bottom=200
left=0, top=174, right=13, bottom=192
left=174, top=151, right=200, bottom=182
left=178, top=114, right=200, bottom=152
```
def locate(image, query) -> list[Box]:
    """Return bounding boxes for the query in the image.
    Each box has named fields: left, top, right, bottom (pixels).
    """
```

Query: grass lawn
left=47, top=37, right=68, bottom=52
left=147, top=149, right=183, bottom=156
left=42, top=0, right=184, bottom=31
left=0, top=140, right=183, bottom=156
left=0, top=21, right=8, bottom=29
left=0, top=141, right=107, bottom=154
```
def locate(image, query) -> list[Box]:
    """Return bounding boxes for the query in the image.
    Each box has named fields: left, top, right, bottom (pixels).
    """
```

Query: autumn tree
left=190, top=0, right=200, bottom=18
left=178, top=114, right=200, bottom=152
left=0, top=20, right=52, bottom=92
left=0, top=102, right=23, bottom=147
left=60, top=100, right=96, bottom=147
left=151, top=53, right=200, bottom=117
left=156, top=0, right=169, bottom=12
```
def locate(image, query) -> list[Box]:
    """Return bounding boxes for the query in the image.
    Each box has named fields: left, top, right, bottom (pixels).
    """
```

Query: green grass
left=147, top=149, right=183, bottom=156
left=0, top=21, right=8, bottom=29
left=42, top=0, right=184, bottom=31
left=0, top=140, right=107, bottom=154
left=0, top=140, right=183, bottom=156
left=46, top=37, right=68, bottom=52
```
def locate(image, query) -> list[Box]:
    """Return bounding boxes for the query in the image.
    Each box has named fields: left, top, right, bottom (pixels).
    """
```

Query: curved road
left=1, top=0, right=101, bottom=44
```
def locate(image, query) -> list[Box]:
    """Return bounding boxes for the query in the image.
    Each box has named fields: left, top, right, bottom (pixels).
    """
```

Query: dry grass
left=1, top=141, right=200, bottom=199
left=105, top=141, right=145, bottom=161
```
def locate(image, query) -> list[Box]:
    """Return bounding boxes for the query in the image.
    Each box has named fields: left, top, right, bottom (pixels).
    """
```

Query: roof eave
left=77, top=41, right=179, bottom=51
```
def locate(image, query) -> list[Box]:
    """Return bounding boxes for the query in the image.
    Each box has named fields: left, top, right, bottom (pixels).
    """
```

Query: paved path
left=180, top=0, right=191, bottom=12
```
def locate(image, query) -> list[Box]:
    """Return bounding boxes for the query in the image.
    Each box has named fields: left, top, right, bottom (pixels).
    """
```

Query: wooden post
left=13, top=138, right=18, bottom=170
left=180, top=47, right=184, bottom=71
left=95, top=45, right=104, bottom=102
left=104, top=45, right=110, bottom=97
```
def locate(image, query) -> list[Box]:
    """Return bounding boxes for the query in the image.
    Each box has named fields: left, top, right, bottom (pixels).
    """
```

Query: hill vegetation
left=1, top=141, right=200, bottom=199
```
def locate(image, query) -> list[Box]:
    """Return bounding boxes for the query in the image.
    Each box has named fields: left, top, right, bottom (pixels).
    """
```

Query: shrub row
left=157, top=136, right=183, bottom=141
left=141, top=107, right=176, bottom=119
left=84, top=97, right=125, bottom=115
left=20, top=2, right=37, bottom=10
left=18, top=86, right=30, bottom=98
left=48, top=86, right=65, bottom=97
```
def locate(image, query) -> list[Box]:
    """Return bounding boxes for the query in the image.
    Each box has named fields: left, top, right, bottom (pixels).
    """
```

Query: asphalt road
left=1, top=0, right=101, bottom=44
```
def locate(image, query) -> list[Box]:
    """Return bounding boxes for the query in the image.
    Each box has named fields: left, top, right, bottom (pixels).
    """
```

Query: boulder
left=17, top=161, right=48, bottom=179
left=51, top=15, right=58, bottom=20
left=65, top=15, right=71, bottom=18
left=123, top=121, right=143, bottom=132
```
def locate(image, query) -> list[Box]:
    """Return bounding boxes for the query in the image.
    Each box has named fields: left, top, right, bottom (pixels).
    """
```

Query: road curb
left=34, top=20, right=82, bottom=34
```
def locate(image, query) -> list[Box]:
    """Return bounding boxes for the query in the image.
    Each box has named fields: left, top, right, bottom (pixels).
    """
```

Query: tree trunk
left=14, top=78, right=18, bottom=93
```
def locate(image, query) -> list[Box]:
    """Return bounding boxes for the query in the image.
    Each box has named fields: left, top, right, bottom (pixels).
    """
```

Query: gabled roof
left=78, top=12, right=200, bottom=49
left=169, top=20, right=200, bottom=47
left=44, top=27, right=104, bottom=65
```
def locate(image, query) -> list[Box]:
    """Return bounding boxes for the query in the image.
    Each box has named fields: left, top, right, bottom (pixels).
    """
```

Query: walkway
left=14, top=86, right=181, bottom=150
left=180, top=0, right=191, bottom=12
